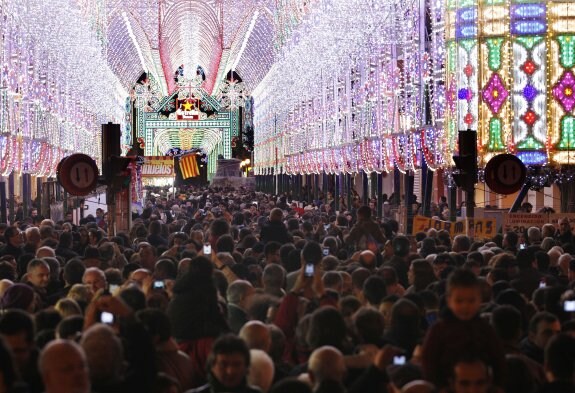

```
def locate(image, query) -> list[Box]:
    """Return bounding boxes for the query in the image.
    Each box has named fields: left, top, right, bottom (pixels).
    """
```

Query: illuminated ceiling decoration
left=252, top=0, right=427, bottom=175
left=444, top=0, right=575, bottom=166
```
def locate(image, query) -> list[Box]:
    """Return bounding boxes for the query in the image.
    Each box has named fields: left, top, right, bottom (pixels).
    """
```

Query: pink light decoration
left=482, top=73, right=509, bottom=114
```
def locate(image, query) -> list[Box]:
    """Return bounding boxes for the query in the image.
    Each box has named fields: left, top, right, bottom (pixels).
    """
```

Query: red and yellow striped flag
left=179, top=154, right=200, bottom=179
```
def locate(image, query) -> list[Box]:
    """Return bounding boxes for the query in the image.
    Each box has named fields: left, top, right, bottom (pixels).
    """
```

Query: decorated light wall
left=0, top=0, right=126, bottom=178
left=445, top=0, right=575, bottom=167
left=253, top=0, right=436, bottom=176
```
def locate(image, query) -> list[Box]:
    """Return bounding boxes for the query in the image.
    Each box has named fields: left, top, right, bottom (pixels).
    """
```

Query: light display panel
left=446, top=0, right=575, bottom=166
left=253, top=0, right=429, bottom=176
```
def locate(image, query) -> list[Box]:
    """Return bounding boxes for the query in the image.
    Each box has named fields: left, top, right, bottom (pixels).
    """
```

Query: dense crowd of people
left=1, top=185, right=575, bottom=393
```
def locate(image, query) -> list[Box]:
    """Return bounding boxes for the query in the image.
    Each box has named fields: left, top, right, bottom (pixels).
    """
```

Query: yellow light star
left=182, top=101, right=193, bottom=111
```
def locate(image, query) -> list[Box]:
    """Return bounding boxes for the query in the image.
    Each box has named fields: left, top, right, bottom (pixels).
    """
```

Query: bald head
left=39, top=340, right=90, bottom=393
left=247, top=349, right=274, bottom=393
left=36, top=246, right=56, bottom=259
left=359, top=250, right=376, bottom=269
left=239, top=321, right=271, bottom=352
left=81, top=324, right=124, bottom=385
left=401, top=380, right=436, bottom=393
left=308, top=346, right=346, bottom=387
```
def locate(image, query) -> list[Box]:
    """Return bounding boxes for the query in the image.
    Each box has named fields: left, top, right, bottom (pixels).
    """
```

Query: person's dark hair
left=119, top=286, right=147, bottom=312
left=433, top=252, right=455, bottom=267
left=467, top=251, right=484, bottom=266
left=148, top=220, right=163, bottom=236
left=154, top=259, right=177, bottom=280
left=210, top=218, right=230, bottom=239
left=392, top=236, right=410, bottom=258
left=379, top=266, right=398, bottom=286
left=411, top=259, right=437, bottom=292
left=491, top=280, right=511, bottom=300
left=545, top=333, right=575, bottom=381
left=207, top=334, right=251, bottom=368
left=363, top=276, right=387, bottom=306
left=447, top=268, right=479, bottom=295
left=122, top=263, right=141, bottom=280
left=535, top=251, right=550, bottom=272
left=302, top=241, right=322, bottom=265
left=351, top=268, right=371, bottom=291
left=0, top=261, right=15, bottom=281
left=307, top=306, right=347, bottom=350
left=419, top=238, right=437, bottom=258
left=528, top=311, right=558, bottom=334
left=339, top=296, right=362, bottom=318
left=137, top=309, right=171, bottom=343
left=56, top=315, right=84, bottom=340
left=505, top=355, right=537, bottom=393
left=63, top=259, right=86, bottom=285
left=58, top=231, right=74, bottom=249
left=216, top=234, right=235, bottom=253
left=269, top=378, right=312, bottom=393
left=0, top=310, right=34, bottom=343
left=418, top=290, right=440, bottom=310
left=354, top=307, right=384, bottom=345
left=504, top=231, right=519, bottom=248
left=491, top=305, right=522, bottom=342
left=35, top=309, right=62, bottom=332
left=357, top=205, right=372, bottom=219
left=264, top=241, right=282, bottom=258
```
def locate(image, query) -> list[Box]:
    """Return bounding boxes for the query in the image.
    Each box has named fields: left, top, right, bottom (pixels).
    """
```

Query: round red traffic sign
left=484, top=154, right=527, bottom=195
left=57, top=154, right=99, bottom=196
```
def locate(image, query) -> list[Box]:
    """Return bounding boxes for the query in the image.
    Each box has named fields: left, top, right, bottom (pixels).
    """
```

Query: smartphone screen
left=203, top=243, right=212, bottom=255
left=304, top=263, right=315, bottom=277
left=109, top=284, right=119, bottom=294
left=322, top=247, right=329, bottom=256
left=153, top=280, right=165, bottom=289
left=565, top=300, right=575, bottom=312
left=100, top=311, right=114, bottom=324
left=393, top=355, right=406, bottom=365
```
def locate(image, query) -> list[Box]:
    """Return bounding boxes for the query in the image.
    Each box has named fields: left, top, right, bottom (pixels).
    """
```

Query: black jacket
left=260, top=221, right=292, bottom=245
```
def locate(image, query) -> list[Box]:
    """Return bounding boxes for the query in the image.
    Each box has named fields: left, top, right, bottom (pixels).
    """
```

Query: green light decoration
left=557, top=35, right=575, bottom=69
left=448, top=42, right=457, bottom=71
left=517, top=135, right=544, bottom=150
left=515, top=36, right=545, bottom=51
left=488, top=118, right=505, bottom=150
left=559, top=116, right=575, bottom=150
left=459, top=39, right=477, bottom=53
left=486, top=38, right=504, bottom=72
left=483, top=0, right=506, bottom=4
left=448, top=0, right=475, bottom=9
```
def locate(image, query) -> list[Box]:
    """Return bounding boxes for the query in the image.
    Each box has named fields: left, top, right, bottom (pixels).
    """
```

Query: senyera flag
left=179, top=154, right=200, bottom=179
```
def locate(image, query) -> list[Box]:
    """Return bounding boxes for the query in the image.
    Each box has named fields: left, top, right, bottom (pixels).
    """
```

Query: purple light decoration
left=511, top=21, right=546, bottom=35
left=482, top=73, right=509, bottom=114
left=510, top=4, right=546, bottom=19
left=458, top=88, right=469, bottom=100
left=552, top=70, right=575, bottom=112
left=523, top=84, right=538, bottom=102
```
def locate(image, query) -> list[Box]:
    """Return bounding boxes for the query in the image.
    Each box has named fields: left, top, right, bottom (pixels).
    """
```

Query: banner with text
left=503, top=213, right=546, bottom=234
left=141, top=156, right=175, bottom=177
left=412, top=215, right=497, bottom=239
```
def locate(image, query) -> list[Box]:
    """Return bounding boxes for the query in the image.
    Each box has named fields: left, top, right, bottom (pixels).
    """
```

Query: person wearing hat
left=82, top=246, right=104, bottom=269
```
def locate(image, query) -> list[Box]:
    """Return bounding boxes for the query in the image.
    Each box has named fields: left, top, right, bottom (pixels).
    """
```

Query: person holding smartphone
left=274, top=242, right=333, bottom=365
